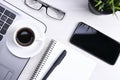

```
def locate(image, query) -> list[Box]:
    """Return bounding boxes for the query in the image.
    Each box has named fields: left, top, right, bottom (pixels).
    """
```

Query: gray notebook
left=0, top=2, right=46, bottom=80
left=0, top=3, right=29, bottom=80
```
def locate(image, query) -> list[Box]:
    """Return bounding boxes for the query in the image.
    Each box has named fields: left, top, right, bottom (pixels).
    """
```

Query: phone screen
left=70, top=22, right=120, bottom=65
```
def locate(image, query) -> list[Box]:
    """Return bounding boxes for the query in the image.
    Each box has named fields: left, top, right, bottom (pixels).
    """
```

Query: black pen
left=42, top=50, right=67, bottom=80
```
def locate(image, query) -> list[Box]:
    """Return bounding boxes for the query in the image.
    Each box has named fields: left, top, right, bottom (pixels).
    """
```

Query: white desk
left=2, top=0, right=120, bottom=80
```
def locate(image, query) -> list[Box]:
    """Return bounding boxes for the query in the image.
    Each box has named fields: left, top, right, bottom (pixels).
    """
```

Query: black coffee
left=16, top=28, right=35, bottom=46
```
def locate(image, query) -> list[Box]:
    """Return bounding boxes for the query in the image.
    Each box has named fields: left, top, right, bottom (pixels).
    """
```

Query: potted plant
left=88, top=0, right=120, bottom=15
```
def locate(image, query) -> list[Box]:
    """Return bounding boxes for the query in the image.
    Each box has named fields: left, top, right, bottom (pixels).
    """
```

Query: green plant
left=94, top=0, right=120, bottom=14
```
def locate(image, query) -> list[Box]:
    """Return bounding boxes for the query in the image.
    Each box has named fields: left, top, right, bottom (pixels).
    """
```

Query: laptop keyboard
left=0, top=5, right=16, bottom=41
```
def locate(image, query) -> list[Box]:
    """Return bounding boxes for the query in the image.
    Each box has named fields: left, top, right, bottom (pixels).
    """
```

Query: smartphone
left=70, top=22, right=120, bottom=65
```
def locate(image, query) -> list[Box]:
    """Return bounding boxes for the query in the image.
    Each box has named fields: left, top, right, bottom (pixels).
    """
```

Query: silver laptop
left=0, top=1, right=46, bottom=80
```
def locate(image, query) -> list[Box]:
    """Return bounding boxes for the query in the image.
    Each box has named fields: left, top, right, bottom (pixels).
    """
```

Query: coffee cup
left=6, top=20, right=45, bottom=58
left=14, top=27, right=36, bottom=48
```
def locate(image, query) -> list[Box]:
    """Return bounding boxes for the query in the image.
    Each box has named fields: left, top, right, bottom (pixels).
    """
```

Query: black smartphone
left=70, top=22, right=120, bottom=65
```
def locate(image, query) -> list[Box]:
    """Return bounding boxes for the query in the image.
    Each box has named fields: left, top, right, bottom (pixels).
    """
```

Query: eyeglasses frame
left=24, top=0, right=65, bottom=20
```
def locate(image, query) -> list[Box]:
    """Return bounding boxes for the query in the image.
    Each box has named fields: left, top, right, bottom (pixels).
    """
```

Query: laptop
left=0, top=1, right=46, bottom=80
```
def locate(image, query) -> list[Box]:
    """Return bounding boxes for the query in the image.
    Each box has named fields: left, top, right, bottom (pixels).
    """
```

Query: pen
left=42, top=50, right=67, bottom=80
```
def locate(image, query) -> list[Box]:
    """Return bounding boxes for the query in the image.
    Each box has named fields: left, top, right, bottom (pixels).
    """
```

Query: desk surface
left=2, top=0, right=120, bottom=80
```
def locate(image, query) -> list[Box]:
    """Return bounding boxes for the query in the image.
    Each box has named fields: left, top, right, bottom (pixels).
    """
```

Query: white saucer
left=6, top=20, right=45, bottom=58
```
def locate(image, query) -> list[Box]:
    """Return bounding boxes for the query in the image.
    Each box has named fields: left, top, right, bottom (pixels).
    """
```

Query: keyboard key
left=1, top=15, right=7, bottom=21
left=0, top=34, right=3, bottom=41
left=0, top=23, right=10, bottom=34
left=6, top=18, right=13, bottom=24
left=0, top=20, right=4, bottom=26
left=0, top=13, right=2, bottom=17
left=0, top=6, right=5, bottom=13
left=4, top=10, right=16, bottom=19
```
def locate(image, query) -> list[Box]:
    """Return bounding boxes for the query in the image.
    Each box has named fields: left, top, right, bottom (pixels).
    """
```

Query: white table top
left=2, top=0, right=120, bottom=80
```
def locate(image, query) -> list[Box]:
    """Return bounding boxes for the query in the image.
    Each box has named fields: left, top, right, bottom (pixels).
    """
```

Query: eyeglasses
left=24, top=0, right=65, bottom=20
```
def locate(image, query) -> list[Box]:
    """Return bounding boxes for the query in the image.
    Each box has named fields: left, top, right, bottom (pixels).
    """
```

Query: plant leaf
left=95, top=0, right=102, bottom=7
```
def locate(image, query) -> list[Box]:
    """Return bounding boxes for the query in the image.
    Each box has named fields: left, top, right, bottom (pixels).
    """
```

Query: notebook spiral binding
left=30, top=40, right=56, bottom=80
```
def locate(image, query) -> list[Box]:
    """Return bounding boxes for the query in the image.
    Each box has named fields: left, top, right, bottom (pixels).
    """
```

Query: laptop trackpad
left=0, top=65, right=13, bottom=80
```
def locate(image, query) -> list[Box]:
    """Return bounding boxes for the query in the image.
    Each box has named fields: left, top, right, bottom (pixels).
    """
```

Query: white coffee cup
left=14, top=27, right=35, bottom=47
left=6, top=20, right=45, bottom=58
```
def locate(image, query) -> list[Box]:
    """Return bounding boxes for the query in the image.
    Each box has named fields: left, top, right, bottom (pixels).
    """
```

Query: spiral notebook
left=30, top=40, right=96, bottom=80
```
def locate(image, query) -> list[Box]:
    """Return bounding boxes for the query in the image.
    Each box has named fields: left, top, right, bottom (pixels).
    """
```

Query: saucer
left=6, top=20, right=45, bottom=58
